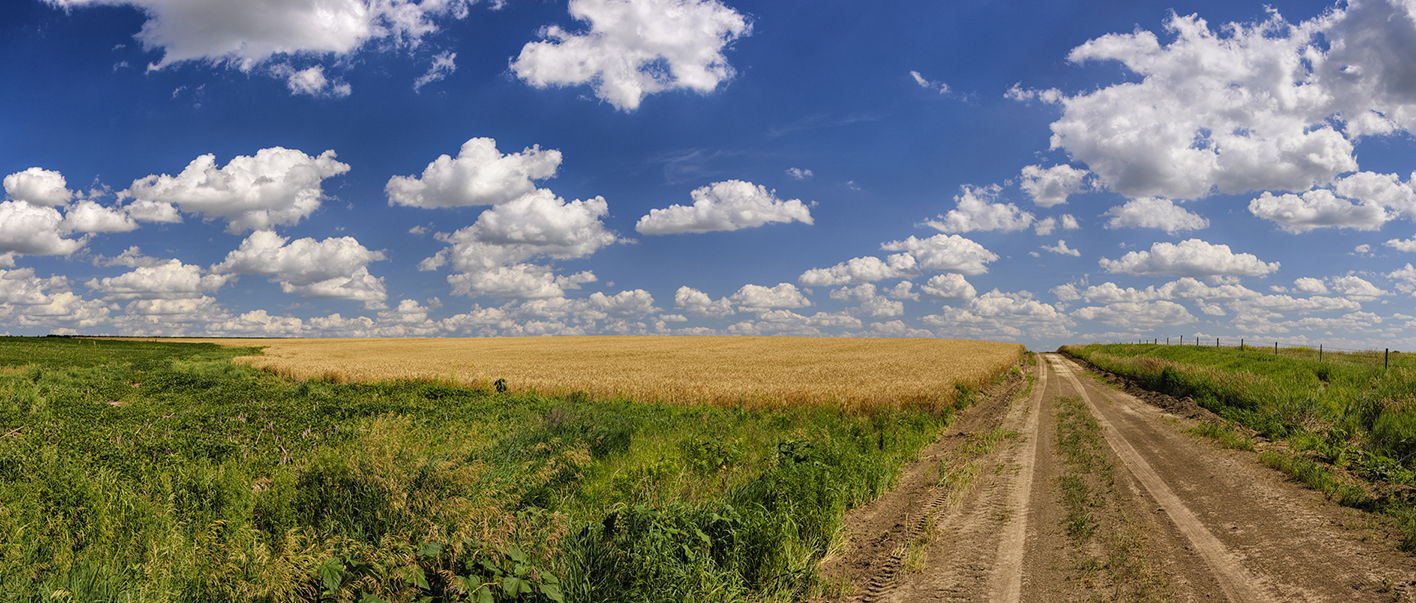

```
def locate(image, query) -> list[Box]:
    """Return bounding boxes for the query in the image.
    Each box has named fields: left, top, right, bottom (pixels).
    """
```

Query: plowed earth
left=815, top=353, right=1416, bottom=602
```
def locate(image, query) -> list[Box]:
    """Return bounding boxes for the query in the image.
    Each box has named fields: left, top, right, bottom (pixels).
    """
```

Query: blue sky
left=4, top=0, right=1416, bottom=351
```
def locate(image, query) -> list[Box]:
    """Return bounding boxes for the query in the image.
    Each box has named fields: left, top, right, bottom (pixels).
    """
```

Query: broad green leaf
left=540, top=582, right=566, bottom=603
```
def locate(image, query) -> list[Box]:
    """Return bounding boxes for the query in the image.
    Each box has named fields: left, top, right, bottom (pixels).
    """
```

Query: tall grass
left=0, top=337, right=1008, bottom=601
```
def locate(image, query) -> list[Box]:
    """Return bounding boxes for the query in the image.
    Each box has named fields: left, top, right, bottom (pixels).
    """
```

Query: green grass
left=1184, top=422, right=1255, bottom=452
left=1061, top=343, right=1416, bottom=550
left=0, top=337, right=980, bottom=602
left=1052, top=395, right=1166, bottom=600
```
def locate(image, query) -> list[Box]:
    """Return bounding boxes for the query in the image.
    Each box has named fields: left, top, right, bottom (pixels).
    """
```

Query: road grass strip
left=1053, top=395, right=1168, bottom=601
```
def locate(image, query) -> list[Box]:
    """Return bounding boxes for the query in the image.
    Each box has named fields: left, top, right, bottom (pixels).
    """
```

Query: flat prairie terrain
left=169, top=336, right=1023, bottom=410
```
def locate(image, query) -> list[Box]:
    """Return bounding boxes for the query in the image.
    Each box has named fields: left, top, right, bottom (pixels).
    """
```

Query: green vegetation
left=1060, top=343, right=1416, bottom=549
left=0, top=337, right=982, bottom=602
left=1051, top=395, right=1166, bottom=600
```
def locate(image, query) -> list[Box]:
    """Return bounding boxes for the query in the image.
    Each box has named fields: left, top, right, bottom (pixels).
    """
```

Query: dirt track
left=818, top=353, right=1416, bottom=602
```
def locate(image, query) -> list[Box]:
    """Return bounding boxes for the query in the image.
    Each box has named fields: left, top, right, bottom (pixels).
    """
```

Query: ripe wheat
left=165, top=336, right=1023, bottom=412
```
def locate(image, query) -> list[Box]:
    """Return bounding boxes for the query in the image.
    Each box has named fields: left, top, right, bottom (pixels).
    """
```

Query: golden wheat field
left=160, top=336, right=1023, bottom=411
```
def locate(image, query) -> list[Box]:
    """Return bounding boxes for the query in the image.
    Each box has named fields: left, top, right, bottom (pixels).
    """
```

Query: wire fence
left=1106, top=336, right=1407, bottom=369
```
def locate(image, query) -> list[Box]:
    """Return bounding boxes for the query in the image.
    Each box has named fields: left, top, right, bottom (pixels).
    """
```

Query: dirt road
left=818, top=353, right=1416, bottom=602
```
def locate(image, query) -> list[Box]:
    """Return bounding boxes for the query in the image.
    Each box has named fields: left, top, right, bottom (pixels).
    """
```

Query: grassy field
left=0, top=336, right=1022, bottom=602
left=152, top=337, right=1023, bottom=413
left=1060, top=343, right=1416, bottom=548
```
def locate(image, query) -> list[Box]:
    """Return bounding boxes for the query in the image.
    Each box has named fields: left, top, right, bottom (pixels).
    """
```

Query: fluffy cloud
left=727, top=309, right=861, bottom=336
left=1072, top=300, right=1196, bottom=328
left=923, top=289, right=1074, bottom=340
left=729, top=283, right=810, bottom=312
left=0, top=201, right=85, bottom=263
left=1033, top=214, right=1080, bottom=236
left=1042, top=0, right=1416, bottom=205
left=1019, top=164, right=1088, bottom=207
left=1099, top=239, right=1278, bottom=278
left=0, top=268, right=109, bottom=330
left=1041, top=239, right=1080, bottom=257
left=1327, top=275, right=1389, bottom=302
left=422, top=190, right=620, bottom=299
left=3, top=167, right=73, bottom=206
left=1104, top=198, right=1208, bottom=234
left=786, top=167, right=813, bottom=180
left=446, top=265, right=595, bottom=299
left=920, top=273, right=975, bottom=300
left=123, top=147, right=350, bottom=233
left=86, top=259, right=230, bottom=300
left=1335, top=171, right=1416, bottom=217
left=1232, top=295, right=1362, bottom=315
left=799, top=254, right=918, bottom=287
left=1293, top=277, right=1329, bottom=295
left=635, top=180, right=813, bottom=235
left=924, top=185, right=1033, bottom=233
left=511, top=0, right=751, bottom=111
left=213, top=230, right=387, bottom=306
left=385, top=138, right=561, bottom=208
left=62, top=200, right=138, bottom=233
left=276, top=65, right=351, bottom=98
left=830, top=283, right=904, bottom=317
left=47, top=0, right=476, bottom=71
left=675, top=286, right=734, bottom=319
left=1047, top=11, right=1358, bottom=200
left=1248, top=190, right=1387, bottom=233
left=1066, top=278, right=1260, bottom=304
left=880, top=234, right=999, bottom=275
left=1389, top=263, right=1416, bottom=294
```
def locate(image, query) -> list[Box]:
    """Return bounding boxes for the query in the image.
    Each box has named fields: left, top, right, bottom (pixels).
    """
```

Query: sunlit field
left=169, top=336, right=1023, bottom=413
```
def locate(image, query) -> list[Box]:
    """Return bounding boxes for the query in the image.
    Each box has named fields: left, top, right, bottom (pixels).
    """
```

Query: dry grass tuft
left=153, top=336, right=1023, bottom=412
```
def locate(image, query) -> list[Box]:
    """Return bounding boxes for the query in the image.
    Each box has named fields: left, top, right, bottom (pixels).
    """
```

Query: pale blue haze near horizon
left=3, top=0, right=1415, bottom=351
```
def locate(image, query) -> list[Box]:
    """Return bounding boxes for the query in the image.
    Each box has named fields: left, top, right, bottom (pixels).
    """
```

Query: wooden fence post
left=1386, top=348, right=1390, bottom=369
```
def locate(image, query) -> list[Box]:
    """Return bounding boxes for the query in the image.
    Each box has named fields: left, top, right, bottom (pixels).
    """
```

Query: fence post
left=1216, top=337, right=1220, bottom=348
left=1241, top=338, right=1244, bottom=351
left=1275, top=342, right=1278, bottom=355
left=1320, top=344, right=1323, bottom=361
left=1386, top=348, right=1390, bottom=369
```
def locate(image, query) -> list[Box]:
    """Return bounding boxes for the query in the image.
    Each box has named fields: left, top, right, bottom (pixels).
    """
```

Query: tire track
left=882, top=357, right=1047, bottom=603
left=1046, top=354, right=1273, bottom=603
left=990, top=352, right=1046, bottom=602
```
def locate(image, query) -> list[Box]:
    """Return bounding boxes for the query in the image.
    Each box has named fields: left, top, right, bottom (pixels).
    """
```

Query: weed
left=1186, top=422, right=1255, bottom=452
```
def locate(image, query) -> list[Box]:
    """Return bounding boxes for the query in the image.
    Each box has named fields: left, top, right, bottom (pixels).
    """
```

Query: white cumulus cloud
left=386, top=138, right=562, bottom=208
left=86, top=259, right=230, bottom=300
left=924, top=184, right=1033, bottom=233
left=729, top=283, right=810, bottom=312
left=1248, top=190, right=1388, bottom=233
left=920, top=273, right=976, bottom=300
left=123, top=147, right=350, bottom=233
left=510, top=0, right=751, bottom=112
left=1099, top=238, right=1279, bottom=278
left=880, top=234, right=999, bottom=275
left=47, top=0, right=476, bottom=72
left=1019, top=164, right=1088, bottom=207
left=1104, top=197, right=1209, bottom=234
left=213, top=230, right=387, bottom=306
left=3, top=167, right=73, bottom=206
left=1041, top=239, right=1081, bottom=256
left=636, top=180, right=813, bottom=235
